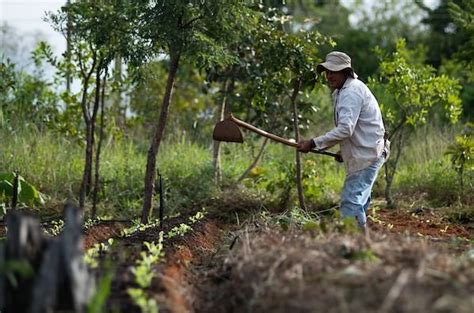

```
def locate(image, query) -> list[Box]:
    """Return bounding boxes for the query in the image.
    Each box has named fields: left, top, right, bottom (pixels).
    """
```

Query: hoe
left=213, top=114, right=339, bottom=159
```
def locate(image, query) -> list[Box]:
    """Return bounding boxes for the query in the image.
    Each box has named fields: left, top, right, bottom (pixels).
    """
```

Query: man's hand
left=297, top=139, right=314, bottom=153
left=335, top=152, right=343, bottom=163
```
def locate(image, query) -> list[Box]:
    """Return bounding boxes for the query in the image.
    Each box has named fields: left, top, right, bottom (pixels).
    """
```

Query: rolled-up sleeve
left=312, top=90, right=363, bottom=150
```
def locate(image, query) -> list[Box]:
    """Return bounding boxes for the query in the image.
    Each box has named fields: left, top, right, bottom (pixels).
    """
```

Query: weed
left=127, top=232, right=164, bottom=313
left=87, top=263, right=114, bottom=313
left=127, top=288, right=158, bottom=313
left=84, top=238, right=114, bottom=269
left=45, top=219, right=64, bottom=236
left=167, top=223, right=192, bottom=238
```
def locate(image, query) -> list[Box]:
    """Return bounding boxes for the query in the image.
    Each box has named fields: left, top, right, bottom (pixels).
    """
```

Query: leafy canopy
left=369, top=39, right=462, bottom=130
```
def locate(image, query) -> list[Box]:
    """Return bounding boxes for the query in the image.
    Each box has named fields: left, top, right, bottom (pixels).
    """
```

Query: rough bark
left=141, top=52, right=181, bottom=223
left=92, top=70, right=107, bottom=218
left=66, top=0, right=72, bottom=92
left=0, top=204, right=94, bottom=313
left=385, top=129, right=404, bottom=208
left=213, top=80, right=228, bottom=185
left=1, top=212, right=46, bottom=313
left=290, top=79, right=306, bottom=211
left=113, top=54, right=125, bottom=128
left=78, top=54, right=97, bottom=210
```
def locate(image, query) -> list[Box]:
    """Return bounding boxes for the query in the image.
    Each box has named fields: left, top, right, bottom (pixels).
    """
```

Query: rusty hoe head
left=212, top=118, right=244, bottom=143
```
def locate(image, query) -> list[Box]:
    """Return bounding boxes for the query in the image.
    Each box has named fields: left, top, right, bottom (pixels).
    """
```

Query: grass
left=394, top=124, right=473, bottom=207
left=0, top=122, right=471, bottom=219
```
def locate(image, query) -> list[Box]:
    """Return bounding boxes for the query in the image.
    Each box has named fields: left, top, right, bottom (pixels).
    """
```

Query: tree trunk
left=213, top=80, right=228, bottom=185
left=290, top=80, right=306, bottom=211
left=66, top=0, right=72, bottom=92
left=78, top=57, right=97, bottom=210
left=238, top=138, right=268, bottom=183
left=113, top=54, right=124, bottom=128
left=80, top=60, right=102, bottom=211
left=384, top=129, right=404, bottom=208
left=92, top=70, right=107, bottom=219
left=141, top=52, right=181, bottom=224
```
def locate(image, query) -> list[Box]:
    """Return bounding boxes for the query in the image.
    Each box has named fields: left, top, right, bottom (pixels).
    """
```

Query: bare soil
left=150, top=206, right=473, bottom=313
left=3, top=202, right=471, bottom=312
left=372, top=208, right=473, bottom=240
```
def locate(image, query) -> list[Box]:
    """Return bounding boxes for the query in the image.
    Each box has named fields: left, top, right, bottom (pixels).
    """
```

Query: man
left=297, top=51, right=389, bottom=231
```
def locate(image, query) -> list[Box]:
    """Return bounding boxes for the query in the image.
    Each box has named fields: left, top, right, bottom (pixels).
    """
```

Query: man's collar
left=340, top=77, right=355, bottom=90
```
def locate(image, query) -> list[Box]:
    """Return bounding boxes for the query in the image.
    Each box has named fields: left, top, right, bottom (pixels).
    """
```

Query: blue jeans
left=340, top=156, right=385, bottom=227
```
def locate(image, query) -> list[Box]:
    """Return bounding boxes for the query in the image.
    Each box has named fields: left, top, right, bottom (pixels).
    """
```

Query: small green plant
left=87, top=263, right=114, bottom=313
left=45, top=219, right=64, bottom=236
left=127, top=232, right=164, bottom=313
left=121, top=218, right=161, bottom=238
left=342, top=248, right=380, bottom=262
left=0, top=172, right=44, bottom=211
left=0, top=259, right=34, bottom=287
left=167, top=223, right=192, bottom=238
left=127, top=288, right=158, bottom=313
left=84, top=238, right=114, bottom=269
left=84, top=216, right=109, bottom=229
left=274, top=208, right=321, bottom=232
left=189, top=209, right=206, bottom=223
left=131, top=240, right=165, bottom=289
left=445, top=130, right=473, bottom=196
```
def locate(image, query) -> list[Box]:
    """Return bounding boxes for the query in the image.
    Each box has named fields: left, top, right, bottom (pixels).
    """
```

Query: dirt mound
left=83, top=222, right=127, bottom=249
left=195, top=224, right=474, bottom=313
left=154, top=220, right=226, bottom=313
left=372, top=208, right=472, bottom=240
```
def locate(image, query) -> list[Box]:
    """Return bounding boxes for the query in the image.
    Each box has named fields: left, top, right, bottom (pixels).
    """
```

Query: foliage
left=128, top=60, right=213, bottom=143
left=46, top=219, right=65, bottom=237
left=127, top=232, right=164, bottom=313
left=448, top=0, right=474, bottom=119
left=417, top=0, right=470, bottom=68
left=448, top=0, right=474, bottom=66
left=0, top=172, right=44, bottom=210
left=159, top=141, right=218, bottom=211
left=228, top=8, right=330, bottom=136
left=371, top=39, right=462, bottom=129
left=0, top=260, right=34, bottom=288
left=445, top=124, right=474, bottom=194
left=167, top=223, right=192, bottom=238
left=0, top=53, right=59, bottom=129
left=0, top=57, right=16, bottom=93
left=369, top=39, right=462, bottom=206
left=127, top=288, right=158, bottom=313
left=87, top=264, right=114, bottom=313
left=84, top=239, right=114, bottom=269
left=339, top=0, right=426, bottom=80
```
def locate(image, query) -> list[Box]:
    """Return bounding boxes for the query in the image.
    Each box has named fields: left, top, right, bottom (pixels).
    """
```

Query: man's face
left=325, top=70, right=346, bottom=90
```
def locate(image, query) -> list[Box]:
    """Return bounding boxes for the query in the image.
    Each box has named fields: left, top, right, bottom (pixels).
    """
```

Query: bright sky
left=0, top=0, right=65, bottom=71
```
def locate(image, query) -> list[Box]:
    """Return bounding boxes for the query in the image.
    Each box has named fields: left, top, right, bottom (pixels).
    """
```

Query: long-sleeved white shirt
left=312, top=77, right=386, bottom=174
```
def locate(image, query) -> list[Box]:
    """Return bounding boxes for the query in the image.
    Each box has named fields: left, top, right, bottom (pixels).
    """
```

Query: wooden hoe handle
left=228, top=115, right=339, bottom=159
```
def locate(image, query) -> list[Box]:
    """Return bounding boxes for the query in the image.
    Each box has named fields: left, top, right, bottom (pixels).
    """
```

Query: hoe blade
left=213, top=119, right=243, bottom=143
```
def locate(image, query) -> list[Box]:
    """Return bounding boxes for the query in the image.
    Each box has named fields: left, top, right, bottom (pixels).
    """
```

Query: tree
left=445, top=128, right=473, bottom=197
left=1, top=54, right=59, bottom=130
left=225, top=8, right=329, bottom=210
left=45, top=0, right=132, bottom=212
left=447, top=0, right=474, bottom=119
left=416, top=0, right=468, bottom=68
left=130, top=1, right=252, bottom=223
left=368, top=39, right=462, bottom=207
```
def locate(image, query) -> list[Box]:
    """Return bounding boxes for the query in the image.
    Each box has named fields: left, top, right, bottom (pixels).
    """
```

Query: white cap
left=317, top=51, right=358, bottom=79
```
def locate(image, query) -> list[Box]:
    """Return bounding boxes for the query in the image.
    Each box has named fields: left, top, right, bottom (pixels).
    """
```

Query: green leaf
left=0, top=172, right=43, bottom=206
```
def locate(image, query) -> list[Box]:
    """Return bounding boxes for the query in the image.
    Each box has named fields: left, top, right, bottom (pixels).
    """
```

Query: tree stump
left=0, top=203, right=95, bottom=313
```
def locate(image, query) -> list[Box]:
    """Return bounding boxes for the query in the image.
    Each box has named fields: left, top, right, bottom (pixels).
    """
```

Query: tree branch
left=182, top=15, right=203, bottom=29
